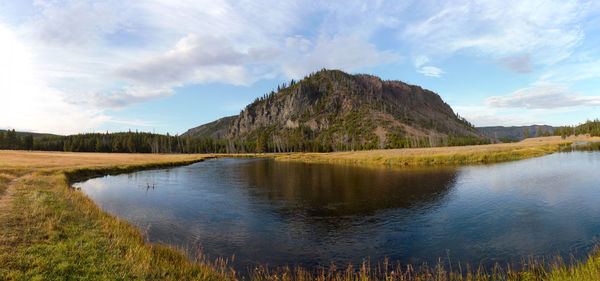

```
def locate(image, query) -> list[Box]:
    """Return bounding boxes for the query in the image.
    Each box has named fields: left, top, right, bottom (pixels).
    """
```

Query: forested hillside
left=3, top=73, right=598, bottom=154
left=477, top=125, right=558, bottom=141
left=185, top=69, right=491, bottom=152
left=477, top=120, right=600, bottom=142
left=1, top=120, right=598, bottom=154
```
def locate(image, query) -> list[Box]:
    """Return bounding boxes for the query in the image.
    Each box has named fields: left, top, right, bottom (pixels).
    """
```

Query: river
left=74, top=148, right=600, bottom=272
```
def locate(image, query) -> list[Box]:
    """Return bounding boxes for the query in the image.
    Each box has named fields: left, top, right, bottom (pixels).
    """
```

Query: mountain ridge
left=476, top=125, right=558, bottom=141
left=184, top=69, right=490, bottom=152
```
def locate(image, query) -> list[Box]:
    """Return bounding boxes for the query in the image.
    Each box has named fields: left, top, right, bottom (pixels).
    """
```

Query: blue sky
left=1, top=0, right=600, bottom=135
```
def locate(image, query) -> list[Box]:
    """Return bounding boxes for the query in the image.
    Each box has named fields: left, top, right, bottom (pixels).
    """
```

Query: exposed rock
left=186, top=69, right=488, bottom=151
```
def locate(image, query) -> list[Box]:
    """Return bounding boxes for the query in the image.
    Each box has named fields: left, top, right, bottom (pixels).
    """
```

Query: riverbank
left=0, top=152, right=236, bottom=280
left=1, top=143, right=600, bottom=280
left=274, top=135, right=600, bottom=167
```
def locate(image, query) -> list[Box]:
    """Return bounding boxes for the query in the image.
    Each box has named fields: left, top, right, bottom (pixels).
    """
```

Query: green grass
left=546, top=253, right=600, bottom=281
left=0, top=165, right=235, bottom=281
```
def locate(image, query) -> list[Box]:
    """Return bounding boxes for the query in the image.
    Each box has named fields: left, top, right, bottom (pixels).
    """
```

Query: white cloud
left=65, top=87, right=175, bottom=110
left=286, top=35, right=312, bottom=52
left=116, top=33, right=401, bottom=87
left=417, top=66, right=444, bottom=77
left=404, top=0, right=590, bottom=66
left=106, top=117, right=160, bottom=127
left=453, top=102, right=594, bottom=127
left=281, top=34, right=402, bottom=79
left=486, top=85, right=600, bottom=109
left=414, top=56, right=430, bottom=68
left=135, top=0, right=306, bottom=42
left=29, top=0, right=125, bottom=46
left=452, top=105, right=544, bottom=127
left=413, top=55, right=443, bottom=77
left=0, top=24, right=108, bottom=134
left=2, top=0, right=406, bottom=133
left=463, top=114, right=536, bottom=127
left=115, top=34, right=267, bottom=87
left=2, top=0, right=599, bottom=134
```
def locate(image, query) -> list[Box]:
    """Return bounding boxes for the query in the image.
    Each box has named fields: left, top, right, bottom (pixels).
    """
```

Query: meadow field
left=2, top=137, right=600, bottom=280
left=274, top=135, right=600, bottom=167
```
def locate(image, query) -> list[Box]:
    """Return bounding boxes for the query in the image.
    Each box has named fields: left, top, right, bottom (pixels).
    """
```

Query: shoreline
left=2, top=137, right=600, bottom=280
left=0, top=154, right=236, bottom=280
left=272, top=135, right=600, bottom=168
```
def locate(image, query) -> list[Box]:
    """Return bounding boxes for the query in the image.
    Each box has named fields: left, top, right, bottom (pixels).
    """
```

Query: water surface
left=75, top=150, right=600, bottom=271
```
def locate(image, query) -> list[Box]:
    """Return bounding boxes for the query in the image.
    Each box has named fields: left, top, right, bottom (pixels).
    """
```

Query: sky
left=1, top=0, right=600, bottom=135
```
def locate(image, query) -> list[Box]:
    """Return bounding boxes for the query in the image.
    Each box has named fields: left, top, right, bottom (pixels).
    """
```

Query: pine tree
left=0, top=131, right=6, bottom=149
left=23, top=135, right=33, bottom=150
left=256, top=131, right=268, bottom=153
left=553, top=128, right=561, bottom=136
left=112, top=139, right=121, bottom=152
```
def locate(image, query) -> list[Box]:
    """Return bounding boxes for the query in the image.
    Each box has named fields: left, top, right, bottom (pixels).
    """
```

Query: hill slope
left=477, top=125, right=558, bottom=141
left=185, top=69, right=489, bottom=152
left=184, top=116, right=235, bottom=140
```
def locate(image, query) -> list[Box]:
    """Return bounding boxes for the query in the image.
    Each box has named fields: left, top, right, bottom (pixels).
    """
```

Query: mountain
left=184, top=69, right=489, bottom=152
left=184, top=116, right=236, bottom=140
left=476, top=125, right=558, bottom=141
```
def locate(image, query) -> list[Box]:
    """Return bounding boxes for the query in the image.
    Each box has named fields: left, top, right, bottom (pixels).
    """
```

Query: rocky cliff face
left=186, top=69, right=488, bottom=151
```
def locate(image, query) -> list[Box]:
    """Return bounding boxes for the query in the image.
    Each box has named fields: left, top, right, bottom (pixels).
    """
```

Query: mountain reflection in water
left=75, top=150, right=600, bottom=272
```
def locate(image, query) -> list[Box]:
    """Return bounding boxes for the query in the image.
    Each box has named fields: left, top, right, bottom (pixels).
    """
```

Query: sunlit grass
left=0, top=155, right=236, bottom=280
left=2, top=138, right=600, bottom=280
left=274, top=136, right=600, bottom=167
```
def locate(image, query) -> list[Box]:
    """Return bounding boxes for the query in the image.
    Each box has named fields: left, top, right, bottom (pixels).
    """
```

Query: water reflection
left=238, top=160, right=457, bottom=226
left=75, top=151, right=600, bottom=272
left=566, top=141, right=600, bottom=151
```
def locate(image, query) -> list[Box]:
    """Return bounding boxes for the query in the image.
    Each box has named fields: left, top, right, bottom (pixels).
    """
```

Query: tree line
left=0, top=130, right=228, bottom=154
left=522, top=120, right=600, bottom=139
left=1, top=119, right=598, bottom=153
left=0, top=128, right=490, bottom=154
left=0, top=130, right=33, bottom=150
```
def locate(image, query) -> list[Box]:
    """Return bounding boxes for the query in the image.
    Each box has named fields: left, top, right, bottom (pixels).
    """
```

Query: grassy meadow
left=0, top=152, right=238, bottom=280
left=2, top=137, right=600, bottom=280
left=274, top=135, right=600, bottom=167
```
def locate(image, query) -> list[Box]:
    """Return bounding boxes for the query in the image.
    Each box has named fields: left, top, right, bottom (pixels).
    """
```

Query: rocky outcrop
left=186, top=69, right=488, bottom=151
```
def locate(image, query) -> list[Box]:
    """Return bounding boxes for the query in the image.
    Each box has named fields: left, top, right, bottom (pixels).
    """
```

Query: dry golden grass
left=0, top=152, right=236, bottom=281
left=2, top=139, right=600, bottom=280
left=2, top=135, right=595, bottom=170
left=0, top=150, right=215, bottom=169
left=274, top=135, right=600, bottom=167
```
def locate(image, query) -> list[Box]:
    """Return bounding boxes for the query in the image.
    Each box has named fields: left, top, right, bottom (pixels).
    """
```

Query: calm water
left=75, top=150, right=600, bottom=271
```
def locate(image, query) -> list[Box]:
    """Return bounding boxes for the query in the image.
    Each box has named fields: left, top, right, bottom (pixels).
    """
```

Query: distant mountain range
left=184, top=69, right=489, bottom=152
left=476, top=125, right=558, bottom=141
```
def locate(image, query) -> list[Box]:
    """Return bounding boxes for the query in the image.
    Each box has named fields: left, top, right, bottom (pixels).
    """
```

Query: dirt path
left=0, top=176, right=18, bottom=223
